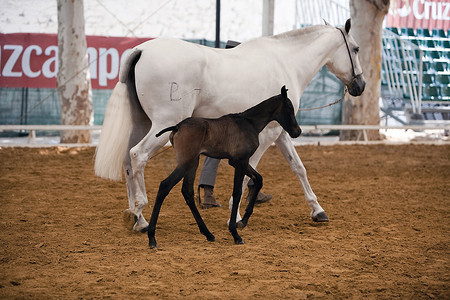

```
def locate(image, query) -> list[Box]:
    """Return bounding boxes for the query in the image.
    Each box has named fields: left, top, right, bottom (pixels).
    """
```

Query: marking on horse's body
left=170, top=82, right=201, bottom=102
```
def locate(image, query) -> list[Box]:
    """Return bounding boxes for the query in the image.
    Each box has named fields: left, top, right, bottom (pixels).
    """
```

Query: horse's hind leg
left=123, top=122, right=151, bottom=232
left=181, top=159, right=215, bottom=242
left=275, top=131, right=328, bottom=222
left=129, top=126, right=171, bottom=232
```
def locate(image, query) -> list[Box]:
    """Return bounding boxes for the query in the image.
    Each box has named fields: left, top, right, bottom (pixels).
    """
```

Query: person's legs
left=198, top=157, right=222, bottom=208
left=198, top=157, right=272, bottom=209
left=198, top=157, right=220, bottom=187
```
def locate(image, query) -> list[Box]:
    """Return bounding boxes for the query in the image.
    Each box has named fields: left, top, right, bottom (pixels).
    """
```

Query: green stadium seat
left=443, top=40, right=450, bottom=48
left=418, top=28, right=431, bottom=37
left=422, top=73, right=435, bottom=85
left=422, top=39, right=436, bottom=49
left=410, top=39, right=420, bottom=47
left=414, top=49, right=423, bottom=60
left=427, top=50, right=441, bottom=60
left=422, top=61, right=432, bottom=73
left=402, top=28, right=416, bottom=36
left=436, top=74, right=450, bottom=86
left=422, top=86, right=441, bottom=100
left=432, top=29, right=446, bottom=38
left=442, top=86, right=450, bottom=100
left=434, top=61, right=448, bottom=72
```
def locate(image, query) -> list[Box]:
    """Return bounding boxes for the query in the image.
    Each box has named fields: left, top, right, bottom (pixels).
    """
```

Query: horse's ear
left=281, top=85, right=288, bottom=98
left=345, top=18, right=351, bottom=34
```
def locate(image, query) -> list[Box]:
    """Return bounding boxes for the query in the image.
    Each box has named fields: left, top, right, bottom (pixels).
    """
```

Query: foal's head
left=276, top=86, right=302, bottom=138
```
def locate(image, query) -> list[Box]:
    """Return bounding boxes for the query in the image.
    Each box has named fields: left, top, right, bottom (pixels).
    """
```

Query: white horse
left=95, top=19, right=365, bottom=233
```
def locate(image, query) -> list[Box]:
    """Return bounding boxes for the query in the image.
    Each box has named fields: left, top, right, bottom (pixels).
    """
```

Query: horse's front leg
left=128, top=127, right=170, bottom=232
left=274, top=130, right=328, bottom=222
left=229, top=162, right=247, bottom=244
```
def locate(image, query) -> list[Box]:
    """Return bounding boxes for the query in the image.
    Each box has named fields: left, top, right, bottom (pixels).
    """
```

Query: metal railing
left=381, top=29, right=424, bottom=114
left=1, top=124, right=448, bottom=145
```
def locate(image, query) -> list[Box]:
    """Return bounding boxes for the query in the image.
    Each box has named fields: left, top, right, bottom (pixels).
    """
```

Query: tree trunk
left=340, top=0, right=389, bottom=141
left=57, top=0, right=92, bottom=143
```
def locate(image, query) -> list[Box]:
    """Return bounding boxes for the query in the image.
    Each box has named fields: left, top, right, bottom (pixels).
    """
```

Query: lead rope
left=298, top=87, right=348, bottom=111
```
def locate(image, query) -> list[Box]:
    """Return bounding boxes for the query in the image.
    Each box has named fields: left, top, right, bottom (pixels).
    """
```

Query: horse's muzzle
left=348, top=74, right=366, bottom=97
left=289, top=126, right=302, bottom=138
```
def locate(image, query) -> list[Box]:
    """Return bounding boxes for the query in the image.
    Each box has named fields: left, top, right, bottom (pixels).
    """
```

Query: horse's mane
left=270, top=24, right=331, bottom=40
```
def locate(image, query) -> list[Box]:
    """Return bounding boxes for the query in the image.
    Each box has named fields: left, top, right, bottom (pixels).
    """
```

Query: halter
left=336, top=27, right=357, bottom=79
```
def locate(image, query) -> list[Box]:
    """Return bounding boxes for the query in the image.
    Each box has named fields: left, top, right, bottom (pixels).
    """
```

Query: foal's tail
left=95, top=48, right=143, bottom=181
left=156, top=126, right=178, bottom=137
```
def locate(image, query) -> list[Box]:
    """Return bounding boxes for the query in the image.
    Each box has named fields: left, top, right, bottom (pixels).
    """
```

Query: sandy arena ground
left=0, top=144, right=449, bottom=299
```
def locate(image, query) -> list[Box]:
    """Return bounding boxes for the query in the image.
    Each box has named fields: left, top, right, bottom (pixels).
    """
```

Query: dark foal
left=148, top=86, right=301, bottom=248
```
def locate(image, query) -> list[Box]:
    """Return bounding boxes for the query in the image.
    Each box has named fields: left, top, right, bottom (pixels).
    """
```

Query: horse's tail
left=155, top=126, right=178, bottom=138
left=95, top=48, right=143, bottom=181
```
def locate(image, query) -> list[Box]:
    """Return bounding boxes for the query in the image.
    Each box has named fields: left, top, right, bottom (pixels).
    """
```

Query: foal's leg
left=274, top=131, right=328, bottom=222
left=228, top=162, right=247, bottom=244
left=148, top=166, right=185, bottom=249
left=181, top=159, right=215, bottom=242
left=239, top=166, right=263, bottom=229
left=228, top=127, right=281, bottom=224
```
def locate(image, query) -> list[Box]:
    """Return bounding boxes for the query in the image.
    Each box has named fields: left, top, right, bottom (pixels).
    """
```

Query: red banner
left=387, top=0, right=450, bottom=31
left=0, top=33, right=151, bottom=89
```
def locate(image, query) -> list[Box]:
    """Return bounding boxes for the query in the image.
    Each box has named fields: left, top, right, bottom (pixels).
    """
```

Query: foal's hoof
left=123, top=209, right=138, bottom=230
left=149, top=239, right=158, bottom=249
left=312, top=211, right=329, bottom=222
left=234, top=239, right=245, bottom=245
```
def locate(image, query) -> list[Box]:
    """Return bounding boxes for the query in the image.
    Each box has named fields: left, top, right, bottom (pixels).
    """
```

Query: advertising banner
left=387, top=0, right=450, bottom=31
left=0, top=33, right=151, bottom=89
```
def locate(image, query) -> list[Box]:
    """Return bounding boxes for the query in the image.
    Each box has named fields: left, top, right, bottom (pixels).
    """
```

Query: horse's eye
left=354, top=47, right=360, bottom=54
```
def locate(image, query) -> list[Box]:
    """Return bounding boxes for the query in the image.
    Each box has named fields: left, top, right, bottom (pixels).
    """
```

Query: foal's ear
left=281, top=85, right=288, bottom=99
left=345, top=18, right=351, bottom=34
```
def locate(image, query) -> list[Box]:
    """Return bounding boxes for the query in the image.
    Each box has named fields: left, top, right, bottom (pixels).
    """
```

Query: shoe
left=256, top=192, right=273, bottom=204
left=246, top=185, right=273, bottom=204
left=198, top=185, right=222, bottom=209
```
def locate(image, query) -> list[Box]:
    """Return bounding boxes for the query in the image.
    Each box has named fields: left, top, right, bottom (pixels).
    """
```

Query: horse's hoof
left=312, top=211, right=329, bottom=222
left=206, top=234, right=216, bottom=242
left=237, top=220, right=247, bottom=230
left=234, top=239, right=245, bottom=245
left=123, top=209, right=138, bottom=230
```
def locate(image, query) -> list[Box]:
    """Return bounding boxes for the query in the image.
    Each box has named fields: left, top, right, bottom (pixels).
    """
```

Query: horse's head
left=325, top=19, right=366, bottom=97
left=277, top=86, right=302, bottom=138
